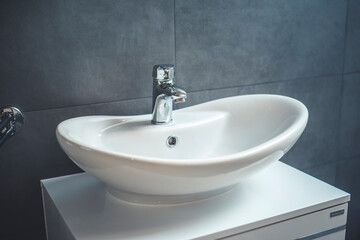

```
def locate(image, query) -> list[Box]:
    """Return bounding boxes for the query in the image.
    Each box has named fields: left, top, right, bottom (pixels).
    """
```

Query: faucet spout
left=151, top=65, right=187, bottom=125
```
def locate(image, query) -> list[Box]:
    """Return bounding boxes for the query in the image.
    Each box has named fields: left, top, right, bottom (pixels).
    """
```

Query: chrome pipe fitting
left=0, top=106, right=24, bottom=147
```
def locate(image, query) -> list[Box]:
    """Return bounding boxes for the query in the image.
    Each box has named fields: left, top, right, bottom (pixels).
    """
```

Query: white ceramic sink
left=56, top=94, right=308, bottom=204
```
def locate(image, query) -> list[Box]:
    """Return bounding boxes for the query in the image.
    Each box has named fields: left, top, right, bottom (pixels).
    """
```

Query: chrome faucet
left=0, top=106, right=24, bottom=147
left=152, top=64, right=187, bottom=124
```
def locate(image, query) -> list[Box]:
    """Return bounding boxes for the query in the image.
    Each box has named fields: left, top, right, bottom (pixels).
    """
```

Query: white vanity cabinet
left=41, top=162, right=350, bottom=240
left=224, top=203, right=347, bottom=240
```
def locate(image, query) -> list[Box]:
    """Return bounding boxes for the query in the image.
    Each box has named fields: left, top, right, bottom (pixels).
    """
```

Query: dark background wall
left=0, top=0, right=359, bottom=239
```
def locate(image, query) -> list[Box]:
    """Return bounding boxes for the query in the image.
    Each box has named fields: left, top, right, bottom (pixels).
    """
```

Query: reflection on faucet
left=151, top=64, right=187, bottom=124
left=0, top=106, right=24, bottom=147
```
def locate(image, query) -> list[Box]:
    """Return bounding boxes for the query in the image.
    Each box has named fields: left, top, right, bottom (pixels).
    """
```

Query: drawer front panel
left=224, top=203, right=348, bottom=240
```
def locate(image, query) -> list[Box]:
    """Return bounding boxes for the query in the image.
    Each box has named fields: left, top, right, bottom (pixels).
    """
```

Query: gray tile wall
left=0, top=0, right=174, bottom=111
left=337, top=73, right=360, bottom=240
left=344, top=0, right=360, bottom=73
left=0, top=0, right=358, bottom=239
left=0, top=0, right=173, bottom=239
left=337, top=0, right=360, bottom=238
left=175, top=0, right=346, bottom=89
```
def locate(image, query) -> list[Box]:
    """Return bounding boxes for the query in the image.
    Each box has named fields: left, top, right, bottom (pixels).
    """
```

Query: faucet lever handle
left=152, top=64, right=175, bottom=82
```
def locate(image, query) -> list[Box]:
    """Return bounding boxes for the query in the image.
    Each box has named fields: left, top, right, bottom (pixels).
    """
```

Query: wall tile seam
left=295, top=161, right=336, bottom=172
left=337, top=155, right=360, bottom=163
left=341, top=0, right=350, bottom=76
left=343, top=71, right=360, bottom=76
left=173, top=0, right=177, bottom=68
left=22, top=96, right=153, bottom=114
left=21, top=73, right=343, bottom=114
left=335, top=0, right=350, bottom=189
left=186, top=73, right=343, bottom=95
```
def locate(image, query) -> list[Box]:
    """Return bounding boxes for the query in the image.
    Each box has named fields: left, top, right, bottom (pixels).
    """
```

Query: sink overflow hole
left=167, top=136, right=178, bottom=148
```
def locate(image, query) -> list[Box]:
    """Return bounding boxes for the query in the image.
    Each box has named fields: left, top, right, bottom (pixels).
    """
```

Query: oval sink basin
left=56, top=94, right=308, bottom=204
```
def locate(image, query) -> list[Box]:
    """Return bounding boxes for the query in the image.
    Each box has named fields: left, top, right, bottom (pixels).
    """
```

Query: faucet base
left=151, top=119, right=173, bottom=125
left=151, top=94, right=173, bottom=125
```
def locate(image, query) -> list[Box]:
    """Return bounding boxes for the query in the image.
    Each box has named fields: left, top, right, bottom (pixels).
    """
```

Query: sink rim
left=56, top=94, right=308, bottom=166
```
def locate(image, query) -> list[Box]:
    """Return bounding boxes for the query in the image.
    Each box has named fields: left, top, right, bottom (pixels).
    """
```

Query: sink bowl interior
left=57, top=94, right=308, bottom=204
left=66, top=96, right=302, bottom=160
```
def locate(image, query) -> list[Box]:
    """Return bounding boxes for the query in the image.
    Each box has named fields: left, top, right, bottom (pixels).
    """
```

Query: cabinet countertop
left=41, top=162, right=350, bottom=240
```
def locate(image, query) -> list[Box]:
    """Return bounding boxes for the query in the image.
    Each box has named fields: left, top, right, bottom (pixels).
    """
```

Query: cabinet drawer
left=224, top=203, right=348, bottom=240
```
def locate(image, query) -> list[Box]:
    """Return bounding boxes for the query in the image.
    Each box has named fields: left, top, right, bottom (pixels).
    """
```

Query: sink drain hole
left=167, top=136, right=178, bottom=148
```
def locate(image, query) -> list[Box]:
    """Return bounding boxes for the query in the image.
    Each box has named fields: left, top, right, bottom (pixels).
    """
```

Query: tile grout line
left=300, top=161, right=337, bottom=172
left=173, top=0, right=177, bottom=68
left=343, top=71, right=360, bottom=76
left=339, top=154, right=360, bottom=163
left=335, top=0, right=350, bottom=184
left=24, top=96, right=152, bottom=114
left=187, top=73, right=343, bottom=94
left=24, top=73, right=342, bottom=114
